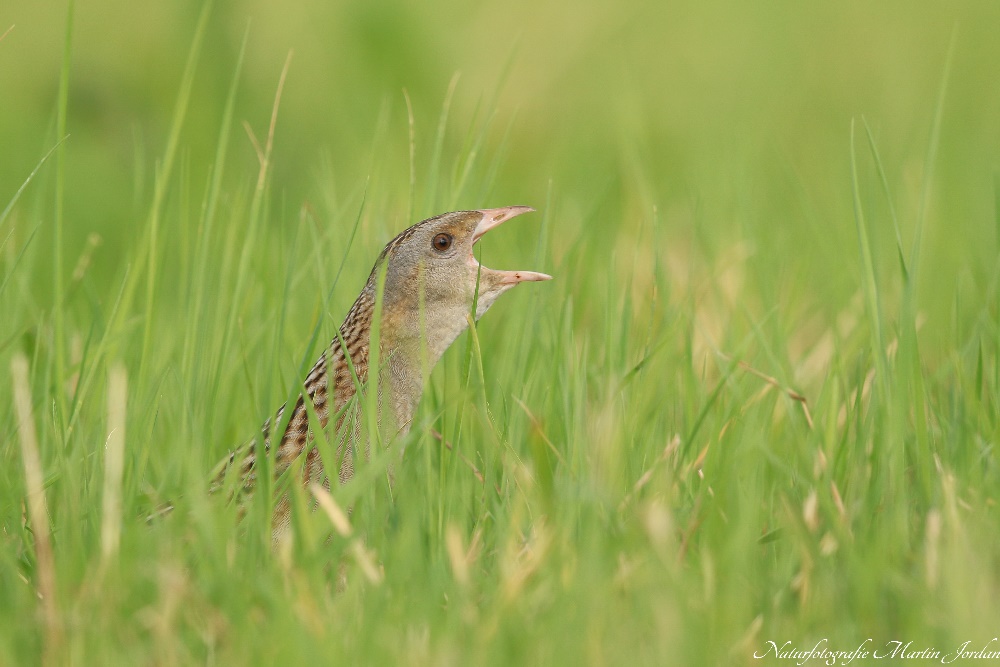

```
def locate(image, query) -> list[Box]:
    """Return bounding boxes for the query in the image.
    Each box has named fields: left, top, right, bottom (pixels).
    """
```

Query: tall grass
left=2, top=0, right=1000, bottom=664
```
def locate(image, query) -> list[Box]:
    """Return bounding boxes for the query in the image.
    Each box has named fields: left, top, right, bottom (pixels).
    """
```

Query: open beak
left=471, top=206, right=553, bottom=285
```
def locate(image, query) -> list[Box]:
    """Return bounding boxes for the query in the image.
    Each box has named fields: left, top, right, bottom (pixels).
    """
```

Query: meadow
left=2, top=0, right=1000, bottom=664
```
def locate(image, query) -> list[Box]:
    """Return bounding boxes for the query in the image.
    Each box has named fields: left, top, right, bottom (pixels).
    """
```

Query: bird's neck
left=331, top=285, right=468, bottom=431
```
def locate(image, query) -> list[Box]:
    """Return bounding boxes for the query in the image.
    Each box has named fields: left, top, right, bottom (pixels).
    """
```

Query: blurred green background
left=4, top=0, right=1000, bottom=664
left=5, top=0, right=999, bottom=319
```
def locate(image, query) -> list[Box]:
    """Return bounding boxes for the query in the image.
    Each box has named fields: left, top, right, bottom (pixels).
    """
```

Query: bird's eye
left=432, top=233, right=453, bottom=252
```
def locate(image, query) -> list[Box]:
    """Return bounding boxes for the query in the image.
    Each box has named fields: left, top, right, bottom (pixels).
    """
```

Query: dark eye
left=432, top=233, right=453, bottom=252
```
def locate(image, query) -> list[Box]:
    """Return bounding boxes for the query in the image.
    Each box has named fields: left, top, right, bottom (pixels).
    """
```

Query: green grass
left=3, top=0, right=1000, bottom=664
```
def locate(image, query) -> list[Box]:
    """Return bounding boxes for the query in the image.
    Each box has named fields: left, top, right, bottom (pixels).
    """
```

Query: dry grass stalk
left=445, top=524, right=470, bottom=586
left=309, top=482, right=352, bottom=537
left=924, top=509, right=942, bottom=590
left=430, top=428, right=487, bottom=485
left=309, top=484, right=383, bottom=585
left=11, top=354, right=62, bottom=662
left=101, top=363, right=128, bottom=562
left=727, top=355, right=815, bottom=429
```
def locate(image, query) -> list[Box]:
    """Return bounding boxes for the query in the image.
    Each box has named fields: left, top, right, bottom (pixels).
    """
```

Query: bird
left=212, top=206, right=551, bottom=539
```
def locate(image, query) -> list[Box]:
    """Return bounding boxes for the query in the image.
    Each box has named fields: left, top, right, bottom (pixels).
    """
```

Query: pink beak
left=471, top=206, right=553, bottom=284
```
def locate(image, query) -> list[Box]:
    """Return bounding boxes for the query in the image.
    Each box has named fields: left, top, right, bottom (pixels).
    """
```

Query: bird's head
left=368, top=206, right=551, bottom=361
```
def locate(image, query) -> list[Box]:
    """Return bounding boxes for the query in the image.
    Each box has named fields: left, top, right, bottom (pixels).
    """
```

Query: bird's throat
left=332, top=286, right=446, bottom=437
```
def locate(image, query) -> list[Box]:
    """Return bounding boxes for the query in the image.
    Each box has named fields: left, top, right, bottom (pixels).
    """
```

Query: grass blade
left=52, top=0, right=75, bottom=431
left=850, top=117, right=889, bottom=404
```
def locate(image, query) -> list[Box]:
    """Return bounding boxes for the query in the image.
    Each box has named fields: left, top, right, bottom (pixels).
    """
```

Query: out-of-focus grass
left=3, top=0, right=1000, bottom=664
